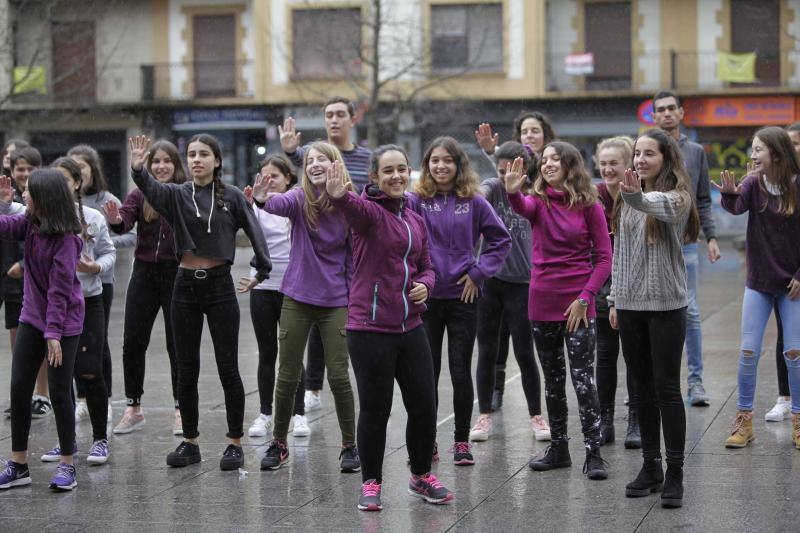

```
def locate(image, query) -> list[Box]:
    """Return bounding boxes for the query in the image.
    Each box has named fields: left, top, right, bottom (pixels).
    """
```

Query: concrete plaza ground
left=0, top=239, right=798, bottom=532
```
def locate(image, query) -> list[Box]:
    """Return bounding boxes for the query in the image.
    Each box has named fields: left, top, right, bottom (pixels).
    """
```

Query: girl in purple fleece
left=327, top=145, right=454, bottom=511
left=407, top=136, right=511, bottom=465
left=506, top=141, right=612, bottom=480
left=0, top=170, right=84, bottom=492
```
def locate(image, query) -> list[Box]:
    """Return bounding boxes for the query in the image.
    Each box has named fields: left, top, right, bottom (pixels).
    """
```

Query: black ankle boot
left=624, top=408, right=642, bottom=449
left=529, top=440, right=571, bottom=471
left=600, top=407, right=615, bottom=445
left=661, top=465, right=684, bottom=508
left=625, top=458, right=664, bottom=497
left=583, top=446, right=608, bottom=480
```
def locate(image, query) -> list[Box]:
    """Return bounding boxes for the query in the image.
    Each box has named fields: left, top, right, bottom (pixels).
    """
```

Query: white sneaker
left=292, top=414, right=310, bottom=437
left=469, top=415, right=492, bottom=442
left=304, top=391, right=322, bottom=412
left=173, top=410, right=183, bottom=436
left=248, top=413, right=272, bottom=437
left=765, top=397, right=791, bottom=422
left=531, top=415, right=552, bottom=441
left=74, top=400, right=89, bottom=423
left=107, top=403, right=112, bottom=423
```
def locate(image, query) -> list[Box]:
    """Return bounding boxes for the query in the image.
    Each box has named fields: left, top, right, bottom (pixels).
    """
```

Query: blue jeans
left=738, top=288, right=800, bottom=414
left=683, top=243, right=703, bottom=385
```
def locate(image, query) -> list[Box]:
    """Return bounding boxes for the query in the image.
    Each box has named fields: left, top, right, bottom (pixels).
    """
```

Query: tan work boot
left=724, top=411, right=754, bottom=448
left=792, top=414, right=800, bottom=450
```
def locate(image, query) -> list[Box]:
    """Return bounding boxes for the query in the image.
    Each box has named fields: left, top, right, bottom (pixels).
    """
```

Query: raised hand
left=325, top=160, right=347, bottom=199
left=251, top=172, right=269, bottom=204
left=102, top=200, right=122, bottom=225
left=243, top=185, right=254, bottom=205
left=621, top=168, right=642, bottom=194
left=475, top=122, right=499, bottom=155
left=711, top=170, right=742, bottom=195
left=0, top=175, right=15, bottom=204
left=278, top=117, right=302, bottom=154
left=129, top=135, right=151, bottom=171
left=503, top=157, right=526, bottom=194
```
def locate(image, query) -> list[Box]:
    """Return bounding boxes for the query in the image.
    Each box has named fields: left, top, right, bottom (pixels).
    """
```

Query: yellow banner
left=717, top=52, right=756, bottom=83
left=13, top=66, right=46, bottom=95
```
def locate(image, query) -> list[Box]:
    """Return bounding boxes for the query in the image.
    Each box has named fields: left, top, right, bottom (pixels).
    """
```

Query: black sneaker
left=624, top=409, right=642, bottom=449
left=625, top=458, right=664, bottom=497
left=31, top=396, right=52, bottom=419
left=261, top=440, right=289, bottom=470
left=582, top=446, right=608, bottom=480
left=219, top=444, right=244, bottom=471
left=661, top=465, right=683, bottom=508
left=166, top=441, right=201, bottom=467
left=339, top=444, right=361, bottom=473
left=529, top=440, right=571, bottom=471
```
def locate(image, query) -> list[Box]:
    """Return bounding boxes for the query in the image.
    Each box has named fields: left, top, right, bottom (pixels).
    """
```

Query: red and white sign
left=565, top=53, right=594, bottom=75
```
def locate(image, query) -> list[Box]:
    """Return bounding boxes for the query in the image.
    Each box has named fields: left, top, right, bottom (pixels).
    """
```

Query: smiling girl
left=408, top=136, right=511, bottom=466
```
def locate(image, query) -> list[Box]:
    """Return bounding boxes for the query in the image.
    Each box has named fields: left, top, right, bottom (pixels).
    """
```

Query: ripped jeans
left=738, top=287, right=800, bottom=414
left=531, top=320, right=601, bottom=447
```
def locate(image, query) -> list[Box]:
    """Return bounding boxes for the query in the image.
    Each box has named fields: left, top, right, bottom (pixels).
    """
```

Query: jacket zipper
left=399, top=212, right=412, bottom=332
left=371, top=282, right=379, bottom=321
left=154, top=220, right=161, bottom=262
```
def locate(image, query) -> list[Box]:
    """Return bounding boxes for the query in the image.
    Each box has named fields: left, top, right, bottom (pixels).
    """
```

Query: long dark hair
left=532, top=141, right=598, bottom=208
left=145, top=140, right=186, bottom=222
left=753, top=126, right=800, bottom=216
left=415, top=136, right=480, bottom=199
left=512, top=111, right=557, bottom=150
left=26, top=168, right=82, bottom=235
left=67, top=144, right=108, bottom=195
left=187, top=133, right=226, bottom=207
left=51, top=157, right=92, bottom=242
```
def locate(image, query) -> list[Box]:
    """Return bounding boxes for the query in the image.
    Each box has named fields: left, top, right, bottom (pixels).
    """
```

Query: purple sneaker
left=87, top=439, right=109, bottom=465
left=408, top=473, right=454, bottom=504
left=41, top=443, right=78, bottom=462
left=0, top=461, right=31, bottom=489
left=49, top=462, right=77, bottom=491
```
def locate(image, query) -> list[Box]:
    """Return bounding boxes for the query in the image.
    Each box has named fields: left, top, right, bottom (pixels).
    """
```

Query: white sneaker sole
left=0, top=476, right=32, bottom=489
left=293, top=426, right=310, bottom=437
left=87, top=455, right=108, bottom=465
left=765, top=410, right=790, bottom=422
left=248, top=426, right=268, bottom=438
left=469, top=431, right=489, bottom=442
left=533, top=430, right=552, bottom=441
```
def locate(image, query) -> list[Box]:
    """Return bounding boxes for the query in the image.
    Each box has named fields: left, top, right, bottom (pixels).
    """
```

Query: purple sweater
left=263, top=187, right=352, bottom=307
left=0, top=214, right=84, bottom=340
left=406, top=191, right=511, bottom=300
left=110, top=188, right=177, bottom=263
left=721, top=173, right=800, bottom=293
left=330, top=187, right=435, bottom=334
left=509, top=187, right=612, bottom=321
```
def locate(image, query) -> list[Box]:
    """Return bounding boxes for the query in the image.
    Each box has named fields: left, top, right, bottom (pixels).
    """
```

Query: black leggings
left=423, top=298, right=477, bottom=443
left=532, top=320, right=601, bottom=446
left=250, top=289, right=304, bottom=416
left=122, top=259, right=179, bottom=406
left=476, top=278, right=541, bottom=415
left=75, top=284, right=113, bottom=400
left=494, top=320, right=511, bottom=393
left=172, top=268, right=244, bottom=440
left=11, top=323, right=80, bottom=454
left=349, top=326, right=436, bottom=482
left=775, top=303, right=790, bottom=397
left=305, top=324, right=325, bottom=391
left=617, top=308, right=687, bottom=467
left=595, top=316, right=639, bottom=408
left=75, top=295, right=110, bottom=441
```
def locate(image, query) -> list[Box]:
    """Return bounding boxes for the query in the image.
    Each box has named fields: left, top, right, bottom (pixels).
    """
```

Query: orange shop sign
left=683, top=96, right=795, bottom=126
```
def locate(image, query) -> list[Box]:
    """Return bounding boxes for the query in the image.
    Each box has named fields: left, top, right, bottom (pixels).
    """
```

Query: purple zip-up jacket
left=330, top=186, right=435, bottom=334
left=0, top=214, right=84, bottom=340
left=110, top=188, right=177, bottom=263
left=263, top=187, right=352, bottom=307
left=407, top=191, right=511, bottom=300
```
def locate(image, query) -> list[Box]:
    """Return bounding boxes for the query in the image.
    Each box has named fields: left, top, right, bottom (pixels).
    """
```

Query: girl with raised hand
left=242, top=155, right=309, bottom=440
left=251, top=141, right=358, bottom=473
left=129, top=133, right=271, bottom=471
left=67, top=144, right=134, bottom=424
left=715, top=126, right=800, bottom=451
left=505, top=141, right=611, bottom=480
left=0, top=170, right=84, bottom=492
left=407, top=136, right=511, bottom=466
left=471, top=141, right=549, bottom=443
left=326, top=145, right=454, bottom=511
left=593, top=136, right=641, bottom=449
left=104, top=140, right=185, bottom=437
left=609, top=129, right=700, bottom=509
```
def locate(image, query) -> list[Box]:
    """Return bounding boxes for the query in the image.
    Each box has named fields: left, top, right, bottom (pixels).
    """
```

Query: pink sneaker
left=358, top=479, right=382, bottom=511
left=469, top=415, right=492, bottom=441
left=451, top=441, right=474, bottom=466
left=531, top=415, right=551, bottom=441
left=408, top=472, right=454, bottom=504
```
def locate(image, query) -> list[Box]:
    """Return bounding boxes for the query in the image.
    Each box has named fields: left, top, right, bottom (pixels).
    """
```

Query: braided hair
left=52, top=156, right=92, bottom=243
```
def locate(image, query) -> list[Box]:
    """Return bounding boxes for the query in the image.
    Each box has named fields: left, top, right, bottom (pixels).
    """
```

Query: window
left=193, top=15, right=237, bottom=98
left=430, top=3, right=503, bottom=73
left=731, top=0, right=779, bottom=86
left=51, top=21, right=96, bottom=102
left=292, top=8, right=363, bottom=79
left=584, top=2, right=631, bottom=90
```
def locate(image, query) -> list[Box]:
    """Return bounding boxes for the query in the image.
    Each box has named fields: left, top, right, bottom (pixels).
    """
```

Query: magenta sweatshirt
left=508, top=187, right=612, bottom=321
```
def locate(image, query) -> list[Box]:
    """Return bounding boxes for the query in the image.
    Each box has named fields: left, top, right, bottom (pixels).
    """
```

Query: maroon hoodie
left=330, top=185, right=435, bottom=334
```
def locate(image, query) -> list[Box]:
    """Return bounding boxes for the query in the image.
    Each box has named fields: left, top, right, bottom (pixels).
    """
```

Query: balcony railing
left=547, top=49, right=799, bottom=93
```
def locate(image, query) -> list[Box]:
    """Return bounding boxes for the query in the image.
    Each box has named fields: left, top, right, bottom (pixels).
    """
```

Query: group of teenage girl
left=0, top=92, right=798, bottom=513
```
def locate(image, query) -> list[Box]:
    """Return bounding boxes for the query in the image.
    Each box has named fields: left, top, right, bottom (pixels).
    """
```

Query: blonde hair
left=414, top=136, right=481, bottom=199
left=301, top=142, right=352, bottom=230
left=594, top=136, right=634, bottom=169
left=532, top=141, right=597, bottom=208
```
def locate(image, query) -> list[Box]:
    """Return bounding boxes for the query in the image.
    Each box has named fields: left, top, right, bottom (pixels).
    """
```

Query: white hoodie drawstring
left=191, top=180, right=215, bottom=234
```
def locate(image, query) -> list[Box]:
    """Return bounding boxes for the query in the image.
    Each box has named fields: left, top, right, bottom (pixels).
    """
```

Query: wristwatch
left=577, top=298, right=589, bottom=308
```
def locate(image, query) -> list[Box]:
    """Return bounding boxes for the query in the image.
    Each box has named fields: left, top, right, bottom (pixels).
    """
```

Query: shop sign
left=565, top=53, right=594, bottom=75
left=637, top=99, right=655, bottom=125
left=683, top=97, right=795, bottom=127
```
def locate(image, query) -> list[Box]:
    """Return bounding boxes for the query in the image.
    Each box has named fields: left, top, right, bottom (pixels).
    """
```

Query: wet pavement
left=0, top=238, right=798, bottom=532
